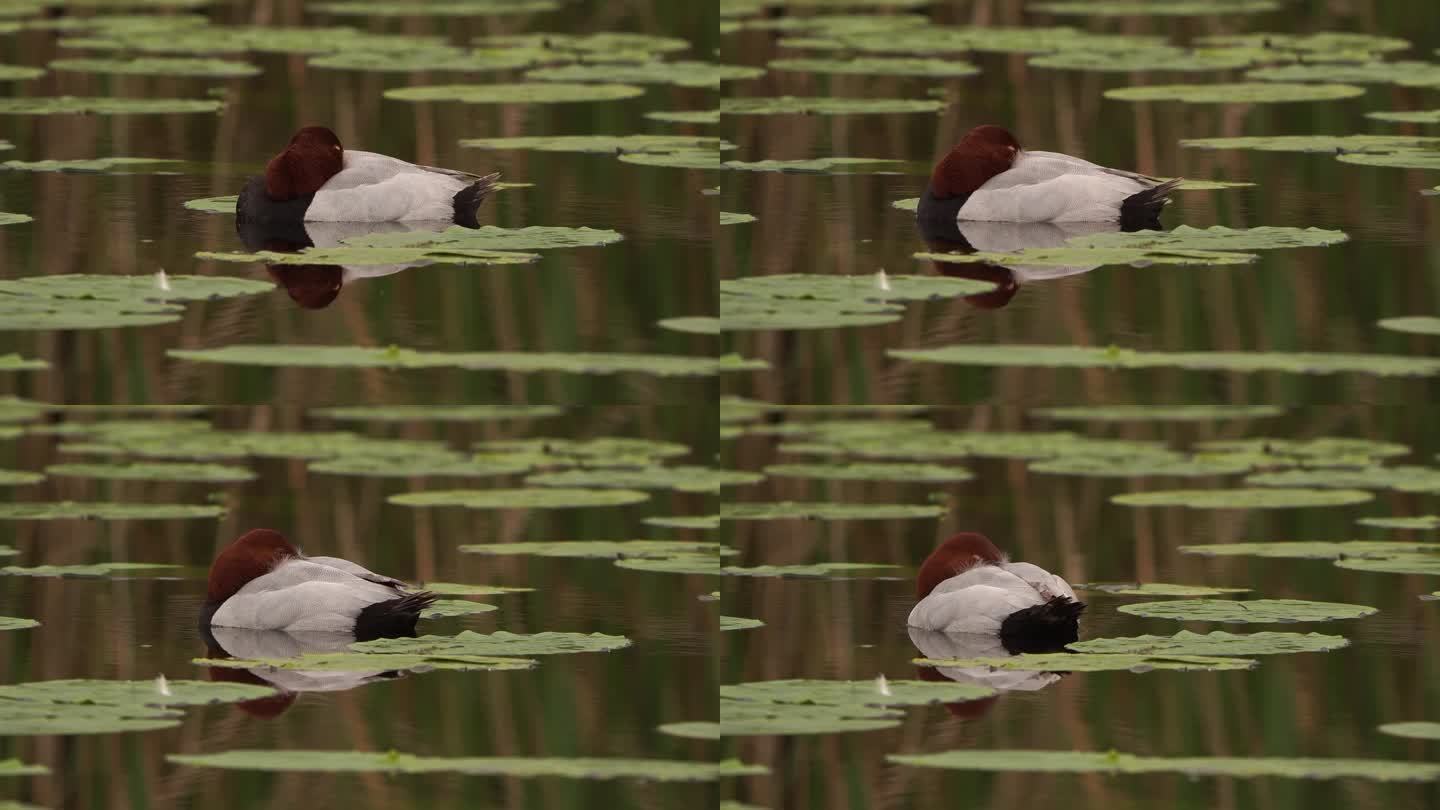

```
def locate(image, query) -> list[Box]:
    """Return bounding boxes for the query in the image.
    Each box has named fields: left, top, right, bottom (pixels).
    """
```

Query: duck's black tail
left=354, top=591, right=438, bottom=641
left=1119, top=178, right=1182, bottom=232
left=999, top=596, right=1085, bottom=655
left=452, top=171, right=502, bottom=229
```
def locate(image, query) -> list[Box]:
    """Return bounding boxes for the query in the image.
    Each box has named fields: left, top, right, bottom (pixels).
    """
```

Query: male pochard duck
left=202, top=529, right=435, bottom=639
left=916, top=125, right=1180, bottom=227
left=907, top=532, right=1084, bottom=653
left=236, top=126, right=499, bottom=226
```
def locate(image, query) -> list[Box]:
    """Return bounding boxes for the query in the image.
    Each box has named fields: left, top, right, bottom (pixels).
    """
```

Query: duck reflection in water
left=906, top=533, right=1085, bottom=718
left=916, top=212, right=1121, bottom=310
left=238, top=218, right=455, bottom=310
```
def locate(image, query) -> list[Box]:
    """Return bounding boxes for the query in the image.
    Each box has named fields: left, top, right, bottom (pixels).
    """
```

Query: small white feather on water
left=154, top=268, right=171, bottom=292
left=874, top=673, right=891, bottom=697
left=874, top=268, right=891, bottom=292
left=154, top=673, right=171, bottom=697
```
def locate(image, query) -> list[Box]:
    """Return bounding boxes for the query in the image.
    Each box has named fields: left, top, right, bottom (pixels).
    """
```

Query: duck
left=915, top=125, right=1180, bottom=227
left=907, top=532, right=1084, bottom=654
left=236, top=126, right=500, bottom=227
left=201, top=528, right=436, bottom=640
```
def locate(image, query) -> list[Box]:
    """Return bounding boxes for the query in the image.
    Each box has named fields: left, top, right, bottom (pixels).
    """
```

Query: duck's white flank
left=304, top=151, right=471, bottom=222
left=209, top=557, right=405, bottom=633
left=907, top=562, right=1077, bottom=634
left=957, top=150, right=1157, bottom=223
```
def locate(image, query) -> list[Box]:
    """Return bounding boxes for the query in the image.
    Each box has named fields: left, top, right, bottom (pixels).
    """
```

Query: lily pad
left=1359, top=516, right=1440, bottom=530
left=461, top=134, right=717, bottom=156
left=0, top=617, right=38, bottom=631
left=722, top=617, right=764, bottom=631
left=1194, top=437, right=1410, bottom=462
left=1334, top=554, right=1440, bottom=576
left=0, top=502, right=222, bottom=520
left=0, top=273, right=274, bottom=331
left=336, top=225, right=624, bottom=252
left=182, top=195, right=236, bottom=213
left=644, top=515, right=719, bottom=530
left=45, top=462, right=254, bottom=483
left=0, top=213, right=31, bottom=226
left=169, top=751, right=722, bottom=781
left=472, top=32, right=690, bottom=56
left=617, top=149, right=720, bottom=170
left=1030, top=0, right=1279, bottom=15
left=887, top=750, right=1440, bottom=781
left=1245, top=466, right=1440, bottom=492
left=0, top=97, right=222, bottom=115
left=722, top=562, right=899, bottom=578
left=1181, top=134, right=1440, bottom=153
left=312, top=0, right=560, bottom=15
left=1368, top=110, right=1440, bottom=124
left=1105, top=83, right=1365, bottom=103
left=1069, top=225, right=1348, bottom=251
left=390, top=488, right=648, bottom=510
left=1031, top=405, right=1283, bottom=422
left=0, top=64, right=43, bottom=80
left=1028, top=47, right=1262, bottom=72
left=1337, top=150, right=1440, bottom=170
left=1113, top=488, right=1372, bottom=509
left=459, top=540, right=719, bottom=560
left=720, top=96, right=945, bottom=115
left=762, top=462, right=972, bottom=482
left=720, top=699, right=899, bottom=735
left=352, top=630, right=630, bottom=656
left=525, top=466, right=759, bottom=494
left=0, top=760, right=45, bottom=776
left=197, top=246, right=537, bottom=267
left=918, top=246, right=1256, bottom=267
left=774, top=25, right=1163, bottom=57
left=197, top=651, right=532, bottom=672
left=911, top=652, right=1256, bottom=671
left=49, top=57, right=259, bottom=77
left=1380, top=317, right=1440, bottom=336
left=1069, top=630, right=1347, bottom=655
left=768, top=56, right=978, bottom=77
left=721, top=502, right=945, bottom=520
left=646, top=110, right=720, bottom=124
left=659, top=316, right=720, bottom=334
left=1247, top=61, right=1440, bottom=87
left=167, top=346, right=716, bottom=376
left=3, top=157, right=180, bottom=173
left=613, top=554, right=719, bottom=575
left=1193, top=32, right=1412, bottom=56
left=313, top=405, right=561, bottom=422
left=384, top=83, right=644, bottom=104
left=726, top=678, right=993, bottom=709
left=419, top=600, right=498, bottom=619
left=526, top=61, right=764, bottom=88
left=720, top=212, right=756, bottom=225
left=888, top=344, right=1440, bottom=377
left=723, top=157, right=902, bottom=174
left=2, top=563, right=181, bottom=578
left=722, top=273, right=995, bottom=331
left=0, top=678, right=275, bottom=735
left=472, top=437, right=689, bottom=466
left=1181, top=540, right=1440, bottom=559
left=418, top=582, right=533, bottom=596
left=1077, top=583, right=1251, bottom=597
left=659, top=721, right=720, bottom=739
left=1380, top=722, right=1440, bottom=740
left=1117, top=598, right=1377, bottom=623
left=0, top=470, right=42, bottom=486
left=1030, top=455, right=1253, bottom=477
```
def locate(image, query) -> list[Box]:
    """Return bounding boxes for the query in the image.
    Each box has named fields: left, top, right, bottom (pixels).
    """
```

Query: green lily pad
left=525, top=466, right=759, bottom=494
left=644, top=515, right=719, bottom=530
left=720, top=699, right=899, bottom=735
left=2, top=563, right=180, bottom=578
left=1380, top=317, right=1440, bottom=336
left=1337, top=149, right=1440, bottom=170
left=0, top=760, right=45, bottom=776
left=2, top=157, right=180, bottom=173
left=658, top=316, right=720, bottom=334
left=1245, top=466, right=1440, bottom=492
left=168, top=345, right=715, bottom=376
left=1028, top=47, right=1263, bottom=72
left=306, top=46, right=565, bottom=73
left=617, top=148, right=720, bottom=170
left=720, top=96, right=945, bottom=115
left=1105, top=82, right=1365, bottom=103
left=0, top=97, right=222, bottom=115
left=768, top=56, right=978, bottom=77
left=722, top=562, right=899, bottom=578
left=1195, top=437, right=1410, bottom=462
left=49, top=57, right=259, bottom=77
left=0, top=64, right=43, bottom=80
left=1113, top=488, right=1372, bottom=509
left=720, top=212, right=756, bottom=225
left=169, top=750, right=723, bottom=781
left=613, top=554, right=719, bottom=575
left=1334, top=554, right=1440, bottom=575
left=726, top=678, right=993, bottom=709
left=385, top=83, right=644, bottom=104
left=888, top=344, right=1440, bottom=377
left=472, top=32, right=690, bottom=56
left=0, top=678, right=275, bottom=735
left=1030, top=0, right=1279, bottom=15
left=722, top=273, right=995, bottom=331
left=1380, top=722, right=1440, bottom=740
left=911, top=652, right=1256, bottom=671
left=417, top=582, right=533, bottom=596
left=774, top=25, right=1163, bottom=57
left=0, top=617, right=38, bottom=631
left=459, top=540, right=719, bottom=560
left=1247, top=61, right=1440, bottom=87
left=197, top=652, right=532, bottom=672
left=1359, top=516, right=1440, bottom=530
left=0, top=546, right=17, bottom=556
left=352, top=630, right=630, bottom=656
left=472, top=437, right=689, bottom=467
left=183, top=195, right=236, bottom=213
left=0, top=469, right=42, bottom=486
left=659, top=721, right=720, bottom=739
left=198, top=246, right=537, bottom=267
left=0, top=213, right=32, bottom=226
left=1117, top=598, right=1377, bottom=623
left=1181, top=134, right=1440, bottom=153
left=887, top=750, right=1440, bottom=781
left=1368, top=110, right=1440, bottom=124
left=1077, top=583, right=1251, bottom=597
left=0, top=502, right=222, bottom=520
left=1069, top=225, right=1348, bottom=251
left=419, top=599, right=498, bottom=618
left=336, top=225, right=623, bottom=252
left=646, top=110, right=720, bottom=124
left=462, top=134, right=718, bottom=156
left=0, top=273, right=274, bottom=331
left=1181, top=540, right=1440, bottom=559
left=918, top=246, right=1256, bottom=267
left=723, top=157, right=902, bottom=174
left=1193, top=32, right=1412, bottom=55
left=45, top=462, right=254, bottom=483
left=1031, top=405, right=1283, bottom=422
left=1029, top=455, right=1254, bottom=477
left=313, top=405, right=561, bottom=422
left=0, top=702, right=181, bottom=735
left=525, top=61, right=764, bottom=88
left=721, top=502, right=944, bottom=520
left=1069, top=630, right=1347, bottom=655
left=762, top=462, right=972, bottom=482
left=720, top=353, right=769, bottom=371
left=721, top=617, right=764, bottom=631
left=390, top=488, right=648, bottom=510
left=312, top=0, right=560, bottom=15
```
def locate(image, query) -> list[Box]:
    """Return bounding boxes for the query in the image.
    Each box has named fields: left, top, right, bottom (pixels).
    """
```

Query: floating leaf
left=49, top=57, right=259, bottom=77
left=1245, top=466, right=1440, bottom=492
left=1030, top=455, right=1253, bottom=478
left=461, top=134, right=718, bottom=156
left=720, top=96, right=945, bottom=115
left=1113, top=488, right=1371, bottom=509
left=1028, top=47, right=1262, bottom=72
left=658, top=316, right=720, bottom=335
left=1069, top=630, right=1347, bottom=656
left=1181, top=540, right=1440, bottom=559
left=0, top=213, right=31, bottom=226
left=168, top=751, right=722, bottom=781
left=659, top=721, right=720, bottom=739
left=617, top=149, right=720, bottom=170
left=45, top=462, right=254, bottom=483
left=315, top=405, right=561, bottom=422
left=1181, top=134, right=1440, bottom=153
left=1194, top=437, right=1409, bottom=462
left=182, top=195, right=236, bottom=213
left=1068, top=225, right=1348, bottom=251
left=0, top=97, right=222, bottom=115
left=0, top=502, right=222, bottom=520
left=721, top=502, right=944, bottom=520
left=352, top=630, right=631, bottom=656
left=419, top=600, right=498, bottom=619
left=1334, top=554, right=1440, bottom=576
left=0, top=64, right=43, bottom=80
left=460, top=540, right=719, bottom=560
left=472, top=32, right=691, bottom=56
left=197, top=651, right=532, bottom=672
left=722, top=563, right=899, bottom=578
left=0, top=760, right=45, bottom=776
left=1117, top=598, right=1377, bottom=623
left=723, top=157, right=902, bottom=174
left=1030, top=0, right=1280, bottom=15
left=912, top=652, right=1256, bottom=671
left=1105, top=83, right=1365, bottom=103
left=726, top=678, right=993, bottom=709
left=1193, top=32, right=1411, bottom=56
left=1379, top=317, right=1440, bottom=336
left=887, top=749, right=1440, bottom=781
left=774, top=24, right=1164, bottom=57
left=1359, top=516, right=1440, bottom=530
left=768, top=56, right=978, bottom=77
left=1077, top=583, right=1251, bottom=597
left=1031, top=405, right=1283, bottom=422
left=312, top=0, right=561, bottom=15
left=1337, top=150, right=1440, bottom=170
left=2, top=157, right=180, bottom=173
left=644, top=515, right=719, bottom=530
left=472, top=437, right=689, bottom=466
left=525, top=466, right=760, bottom=494
left=1379, top=722, right=1440, bottom=740
left=722, top=273, right=995, bottom=331
left=2, top=563, right=180, bottom=578
left=0, top=470, right=42, bottom=486
left=1247, top=61, right=1440, bottom=87
left=720, top=212, right=756, bottom=225
left=918, top=246, right=1256, bottom=267
left=168, top=345, right=716, bottom=376
left=525, top=61, right=764, bottom=88
left=0, top=617, right=38, bottom=631
left=418, top=582, right=533, bottom=596
left=646, top=110, right=719, bottom=124
left=337, top=225, right=624, bottom=252
left=1368, top=110, right=1440, bottom=124
left=0, top=678, right=273, bottom=734
left=390, top=488, right=648, bottom=510
left=385, top=83, right=644, bottom=104
left=198, top=246, right=537, bottom=267
left=721, top=616, right=764, bottom=631
left=0, top=273, right=274, bottom=331
left=888, top=344, right=1440, bottom=377
left=720, top=699, right=899, bottom=735
left=613, top=554, right=718, bottom=575
left=762, top=462, right=972, bottom=482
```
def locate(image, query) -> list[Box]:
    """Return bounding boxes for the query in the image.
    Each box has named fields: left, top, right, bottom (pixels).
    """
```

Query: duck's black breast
left=914, top=188, right=969, bottom=243
left=235, top=175, right=314, bottom=226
